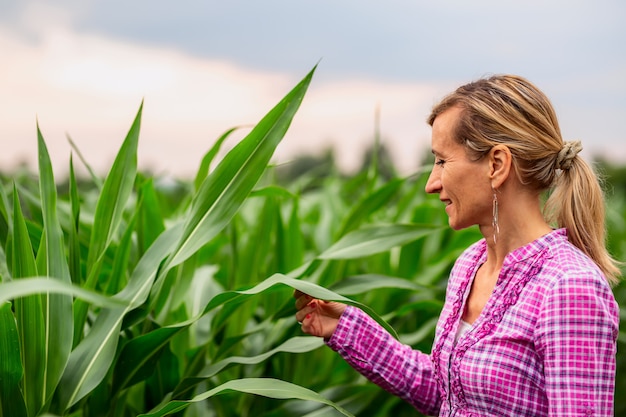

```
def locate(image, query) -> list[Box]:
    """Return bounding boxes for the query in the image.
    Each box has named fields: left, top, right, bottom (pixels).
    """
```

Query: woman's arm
left=295, top=291, right=441, bottom=415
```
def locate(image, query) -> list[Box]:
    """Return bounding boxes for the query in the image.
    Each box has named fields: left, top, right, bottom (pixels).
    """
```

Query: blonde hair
left=427, top=74, right=621, bottom=285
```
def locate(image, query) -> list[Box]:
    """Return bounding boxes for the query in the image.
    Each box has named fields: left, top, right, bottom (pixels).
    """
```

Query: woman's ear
left=488, top=144, right=512, bottom=188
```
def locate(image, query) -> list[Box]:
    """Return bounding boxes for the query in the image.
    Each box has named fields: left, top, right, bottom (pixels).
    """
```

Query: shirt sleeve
left=325, top=305, right=441, bottom=415
left=536, top=272, right=619, bottom=417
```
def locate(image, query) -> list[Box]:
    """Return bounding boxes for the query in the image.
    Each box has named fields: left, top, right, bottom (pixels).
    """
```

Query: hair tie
left=556, top=140, right=582, bottom=170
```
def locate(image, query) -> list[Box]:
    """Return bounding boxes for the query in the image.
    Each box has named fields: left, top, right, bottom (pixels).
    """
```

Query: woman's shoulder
left=533, top=229, right=614, bottom=299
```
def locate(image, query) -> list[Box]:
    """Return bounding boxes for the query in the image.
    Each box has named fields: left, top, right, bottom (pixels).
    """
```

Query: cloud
left=0, top=19, right=449, bottom=180
left=2, top=0, right=624, bottom=182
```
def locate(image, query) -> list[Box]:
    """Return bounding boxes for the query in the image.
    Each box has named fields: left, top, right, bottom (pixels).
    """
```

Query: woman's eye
left=435, top=159, right=445, bottom=166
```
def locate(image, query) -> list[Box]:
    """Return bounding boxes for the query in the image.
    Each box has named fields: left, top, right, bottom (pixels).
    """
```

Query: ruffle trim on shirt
left=450, top=255, right=546, bottom=407
left=431, top=231, right=562, bottom=409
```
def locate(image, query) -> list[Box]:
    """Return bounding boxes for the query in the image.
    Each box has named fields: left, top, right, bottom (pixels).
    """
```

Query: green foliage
left=0, top=65, right=624, bottom=417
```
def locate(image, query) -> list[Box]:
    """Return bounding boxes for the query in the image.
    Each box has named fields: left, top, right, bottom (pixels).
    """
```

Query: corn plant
left=0, top=63, right=624, bottom=417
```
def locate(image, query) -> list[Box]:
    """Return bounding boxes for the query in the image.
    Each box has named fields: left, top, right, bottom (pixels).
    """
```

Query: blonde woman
left=295, top=75, right=620, bottom=416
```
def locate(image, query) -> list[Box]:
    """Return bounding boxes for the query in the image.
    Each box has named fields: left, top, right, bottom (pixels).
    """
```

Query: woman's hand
left=294, top=290, right=347, bottom=339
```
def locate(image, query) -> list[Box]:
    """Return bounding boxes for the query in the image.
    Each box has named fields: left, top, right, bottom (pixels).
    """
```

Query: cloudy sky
left=1, top=0, right=624, bottom=179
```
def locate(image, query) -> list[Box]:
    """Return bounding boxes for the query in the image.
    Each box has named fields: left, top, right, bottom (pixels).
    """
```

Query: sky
left=1, top=0, right=625, bottom=179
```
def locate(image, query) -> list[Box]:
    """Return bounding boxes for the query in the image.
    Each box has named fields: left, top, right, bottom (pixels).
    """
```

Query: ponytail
left=544, top=155, right=622, bottom=285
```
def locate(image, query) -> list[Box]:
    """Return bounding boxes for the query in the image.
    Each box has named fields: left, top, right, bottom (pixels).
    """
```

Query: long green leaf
left=166, top=66, right=315, bottom=269
left=173, top=336, right=324, bottom=399
left=37, top=125, right=74, bottom=407
left=85, top=103, right=141, bottom=271
left=74, top=103, right=142, bottom=342
left=199, top=273, right=398, bottom=339
left=329, top=274, right=430, bottom=295
left=0, top=278, right=128, bottom=307
left=319, top=223, right=444, bottom=260
left=139, top=378, right=355, bottom=417
left=112, top=324, right=186, bottom=394
left=0, top=301, right=28, bottom=417
left=56, top=224, right=182, bottom=411
left=193, top=126, right=244, bottom=191
left=137, top=177, right=165, bottom=256
left=67, top=155, right=82, bottom=285
left=67, top=133, right=103, bottom=189
left=0, top=179, right=11, bottom=253
left=12, top=185, right=46, bottom=416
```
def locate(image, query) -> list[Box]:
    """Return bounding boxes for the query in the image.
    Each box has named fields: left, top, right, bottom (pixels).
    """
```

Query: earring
left=492, top=187, right=500, bottom=244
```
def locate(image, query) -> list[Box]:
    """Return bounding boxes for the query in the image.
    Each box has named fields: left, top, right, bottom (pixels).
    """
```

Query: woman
left=294, top=75, right=621, bottom=416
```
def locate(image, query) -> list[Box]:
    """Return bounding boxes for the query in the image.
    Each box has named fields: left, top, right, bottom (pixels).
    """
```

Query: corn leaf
left=112, top=323, right=187, bottom=394
left=173, top=336, right=324, bottom=399
left=199, top=273, right=398, bottom=339
left=139, top=378, right=355, bottom=417
left=37, top=125, right=74, bottom=407
left=74, top=103, right=142, bottom=342
left=0, top=278, right=128, bottom=307
left=319, top=223, right=444, bottom=260
left=85, top=103, right=140, bottom=272
left=277, top=197, right=304, bottom=273
left=0, top=180, right=11, bottom=252
left=0, top=301, right=28, bottom=417
left=137, top=177, right=166, bottom=256
left=56, top=223, right=182, bottom=411
left=68, top=155, right=82, bottom=285
left=165, top=66, right=315, bottom=269
left=67, top=133, right=103, bottom=189
left=329, top=274, right=431, bottom=295
left=12, top=185, right=46, bottom=416
left=193, top=126, right=243, bottom=191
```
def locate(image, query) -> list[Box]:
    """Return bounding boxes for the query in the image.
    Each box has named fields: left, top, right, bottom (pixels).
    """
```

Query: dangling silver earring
left=492, top=187, right=500, bottom=244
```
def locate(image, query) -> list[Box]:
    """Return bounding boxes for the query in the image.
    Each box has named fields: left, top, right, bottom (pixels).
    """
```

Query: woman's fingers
left=294, top=292, right=313, bottom=310
left=295, top=299, right=317, bottom=323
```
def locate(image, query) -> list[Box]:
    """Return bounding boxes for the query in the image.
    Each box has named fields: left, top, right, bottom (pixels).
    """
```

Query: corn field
left=1, top=67, right=624, bottom=417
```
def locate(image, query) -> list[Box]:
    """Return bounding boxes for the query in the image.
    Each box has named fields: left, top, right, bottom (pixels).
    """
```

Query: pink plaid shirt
left=326, top=229, right=619, bottom=416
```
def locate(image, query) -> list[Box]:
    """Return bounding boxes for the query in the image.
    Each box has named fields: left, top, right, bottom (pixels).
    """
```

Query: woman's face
left=425, top=106, right=492, bottom=230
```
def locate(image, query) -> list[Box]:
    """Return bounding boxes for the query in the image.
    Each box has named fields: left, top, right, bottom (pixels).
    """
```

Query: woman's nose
left=425, top=169, right=441, bottom=194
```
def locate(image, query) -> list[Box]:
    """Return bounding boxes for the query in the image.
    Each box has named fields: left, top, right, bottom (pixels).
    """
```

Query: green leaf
left=74, top=102, right=142, bottom=342
left=37, top=124, right=74, bottom=407
left=0, top=180, right=11, bottom=252
left=200, top=273, right=398, bottom=339
left=67, top=133, right=103, bottom=189
left=106, top=212, right=137, bottom=295
left=68, top=155, right=82, bottom=285
left=329, top=274, right=430, bottom=295
left=139, top=378, right=355, bottom=417
left=85, top=103, right=140, bottom=271
left=0, top=301, right=28, bottom=417
left=173, top=336, right=324, bottom=398
left=166, top=66, right=315, bottom=269
left=112, top=321, right=190, bottom=393
left=193, top=126, right=243, bottom=191
left=278, top=196, right=304, bottom=273
left=137, top=177, right=166, bottom=255
left=319, top=223, right=444, bottom=260
left=12, top=185, right=46, bottom=416
left=0, top=278, right=128, bottom=307
left=56, top=223, right=182, bottom=411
